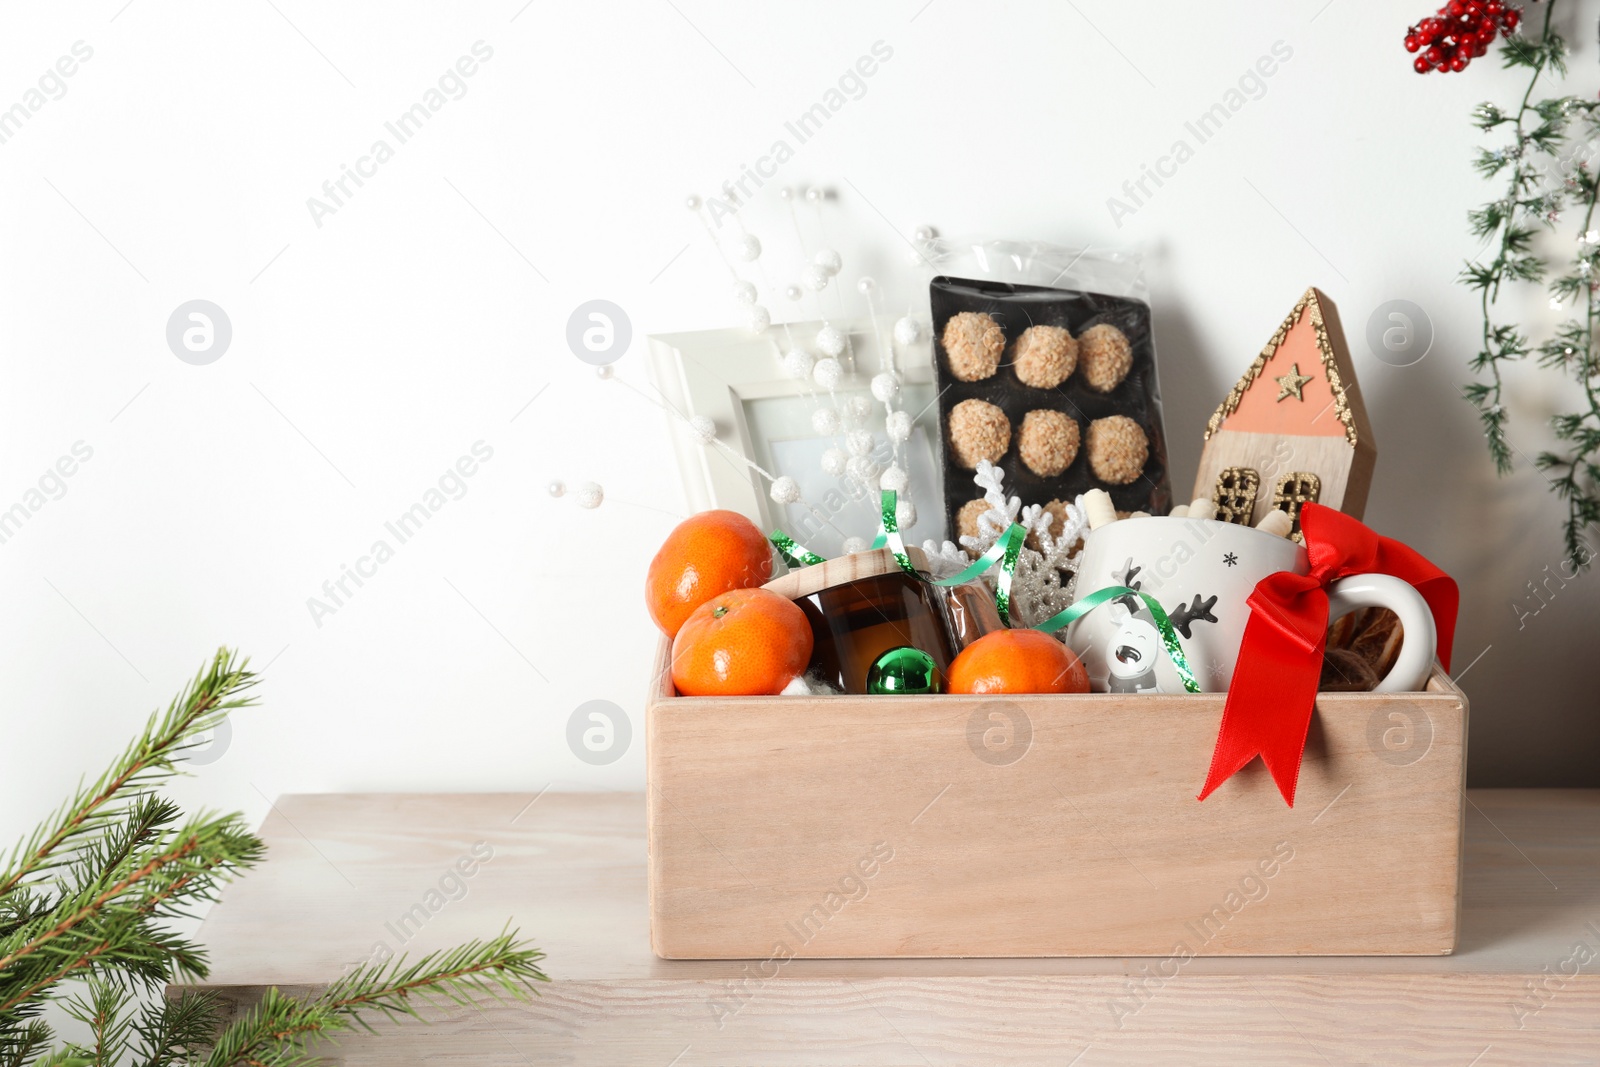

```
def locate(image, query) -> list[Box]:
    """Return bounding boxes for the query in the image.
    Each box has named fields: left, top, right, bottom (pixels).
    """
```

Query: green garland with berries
left=1418, top=0, right=1600, bottom=560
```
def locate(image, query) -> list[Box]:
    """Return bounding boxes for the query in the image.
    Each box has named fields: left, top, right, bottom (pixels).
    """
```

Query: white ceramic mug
left=1064, top=516, right=1437, bottom=694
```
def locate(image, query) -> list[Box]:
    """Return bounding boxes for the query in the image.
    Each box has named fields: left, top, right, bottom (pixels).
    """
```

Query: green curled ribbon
left=768, top=530, right=826, bottom=569
left=873, top=490, right=1027, bottom=625
left=769, top=490, right=1199, bottom=694
left=1034, top=585, right=1201, bottom=694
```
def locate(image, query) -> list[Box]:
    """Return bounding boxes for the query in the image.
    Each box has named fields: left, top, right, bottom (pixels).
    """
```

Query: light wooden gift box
left=647, top=635, right=1468, bottom=959
left=645, top=316, right=1467, bottom=959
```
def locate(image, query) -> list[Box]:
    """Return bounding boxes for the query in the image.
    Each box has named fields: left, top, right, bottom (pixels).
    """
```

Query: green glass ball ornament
left=867, top=645, right=940, bottom=695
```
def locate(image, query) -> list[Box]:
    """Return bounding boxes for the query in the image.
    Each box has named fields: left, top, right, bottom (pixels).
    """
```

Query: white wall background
left=2, top=0, right=1597, bottom=856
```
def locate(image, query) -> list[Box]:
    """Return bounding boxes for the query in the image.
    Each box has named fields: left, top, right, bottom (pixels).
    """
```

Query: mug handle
left=1325, top=573, right=1438, bottom=692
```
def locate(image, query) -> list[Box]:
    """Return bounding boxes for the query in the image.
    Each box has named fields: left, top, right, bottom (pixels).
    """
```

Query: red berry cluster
left=1404, top=1, right=1522, bottom=73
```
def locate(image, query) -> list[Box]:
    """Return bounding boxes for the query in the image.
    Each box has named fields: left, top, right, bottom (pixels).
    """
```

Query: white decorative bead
left=778, top=187, right=794, bottom=201
left=912, top=224, right=935, bottom=242
left=815, top=325, right=846, bottom=357
left=879, top=464, right=909, bottom=493
left=594, top=365, right=613, bottom=380
left=1256, top=509, right=1294, bottom=538
left=770, top=475, right=801, bottom=505
left=846, top=455, right=880, bottom=485
left=813, top=249, right=842, bottom=276
left=811, top=407, right=841, bottom=436
left=857, top=277, right=875, bottom=295
left=812, top=357, right=844, bottom=390
left=731, top=280, right=758, bottom=305
left=846, top=429, right=874, bottom=457
left=893, top=316, right=921, bottom=346
left=547, top=479, right=566, bottom=498
left=574, top=482, right=604, bottom=509
left=731, top=233, right=762, bottom=262
left=782, top=349, right=815, bottom=380
left=885, top=410, right=913, bottom=443
left=806, top=186, right=824, bottom=203
left=870, top=373, right=900, bottom=403
left=688, top=415, right=717, bottom=444
left=802, top=264, right=831, bottom=292
left=820, top=447, right=847, bottom=476
left=846, top=395, right=873, bottom=423
left=746, top=305, right=771, bottom=334
left=895, top=500, right=917, bottom=529
left=684, top=194, right=701, bottom=211
left=784, top=285, right=803, bottom=302
left=842, top=536, right=869, bottom=554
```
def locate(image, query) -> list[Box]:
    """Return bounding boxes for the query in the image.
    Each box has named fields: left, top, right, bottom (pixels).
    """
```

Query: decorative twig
left=1537, top=103, right=1600, bottom=559
left=1462, top=0, right=1566, bottom=475
left=1462, top=0, right=1600, bottom=557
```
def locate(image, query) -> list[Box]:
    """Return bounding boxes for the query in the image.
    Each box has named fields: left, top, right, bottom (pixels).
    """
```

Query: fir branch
left=0, top=890, right=55, bottom=945
left=198, top=932, right=548, bottom=1067
left=57, top=980, right=135, bottom=1067
left=320, top=931, right=547, bottom=1025
left=1, top=648, right=549, bottom=1066
left=0, top=1019, right=55, bottom=1067
left=0, top=812, right=260, bottom=1002
left=64, top=799, right=180, bottom=903
left=129, top=991, right=222, bottom=1067
left=0, top=651, right=258, bottom=898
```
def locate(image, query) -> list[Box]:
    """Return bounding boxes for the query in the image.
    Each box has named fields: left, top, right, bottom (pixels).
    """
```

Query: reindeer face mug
left=1063, top=516, right=1438, bottom=694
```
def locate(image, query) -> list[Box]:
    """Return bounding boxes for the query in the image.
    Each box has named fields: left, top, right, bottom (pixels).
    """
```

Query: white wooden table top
left=183, top=790, right=1600, bottom=1065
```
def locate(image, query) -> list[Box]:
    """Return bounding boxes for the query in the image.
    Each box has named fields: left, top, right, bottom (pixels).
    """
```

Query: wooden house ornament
left=1192, top=287, right=1376, bottom=539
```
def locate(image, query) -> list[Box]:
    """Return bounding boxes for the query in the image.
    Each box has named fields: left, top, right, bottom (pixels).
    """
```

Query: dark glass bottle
left=792, top=565, right=1002, bottom=695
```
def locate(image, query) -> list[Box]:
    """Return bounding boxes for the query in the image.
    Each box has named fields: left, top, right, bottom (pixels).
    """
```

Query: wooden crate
left=646, top=638, right=1468, bottom=958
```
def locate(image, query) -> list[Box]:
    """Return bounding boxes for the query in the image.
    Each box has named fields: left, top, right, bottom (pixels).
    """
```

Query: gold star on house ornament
left=1275, top=362, right=1314, bottom=402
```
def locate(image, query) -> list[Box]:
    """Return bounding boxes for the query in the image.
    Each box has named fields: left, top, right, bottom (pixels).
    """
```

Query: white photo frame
left=647, top=320, right=946, bottom=559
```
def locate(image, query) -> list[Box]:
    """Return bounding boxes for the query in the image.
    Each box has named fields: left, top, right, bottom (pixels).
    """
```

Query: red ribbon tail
left=1198, top=612, right=1325, bottom=808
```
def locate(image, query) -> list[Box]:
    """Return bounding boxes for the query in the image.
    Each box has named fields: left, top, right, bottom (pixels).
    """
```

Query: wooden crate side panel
left=648, top=670, right=1466, bottom=958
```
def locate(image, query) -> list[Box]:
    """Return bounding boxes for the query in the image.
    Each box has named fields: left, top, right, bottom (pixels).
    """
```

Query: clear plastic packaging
left=918, top=238, right=1174, bottom=531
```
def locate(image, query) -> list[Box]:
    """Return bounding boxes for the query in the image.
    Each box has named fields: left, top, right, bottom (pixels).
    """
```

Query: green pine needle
left=0, top=649, right=548, bottom=1067
left=0, top=650, right=259, bottom=898
left=199, top=932, right=548, bottom=1067
left=130, top=991, right=224, bottom=1067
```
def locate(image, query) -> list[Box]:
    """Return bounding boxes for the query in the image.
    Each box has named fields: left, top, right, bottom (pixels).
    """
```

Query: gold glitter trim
left=1213, top=467, right=1260, bottom=525
left=1203, top=289, right=1359, bottom=447
left=1271, top=471, right=1322, bottom=544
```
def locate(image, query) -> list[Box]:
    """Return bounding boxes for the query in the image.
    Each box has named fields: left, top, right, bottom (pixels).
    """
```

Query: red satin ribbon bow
left=1198, top=503, right=1459, bottom=807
